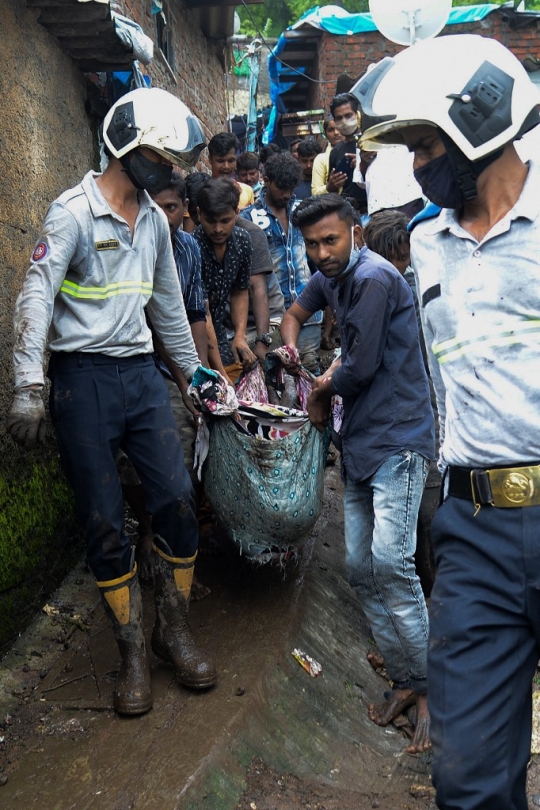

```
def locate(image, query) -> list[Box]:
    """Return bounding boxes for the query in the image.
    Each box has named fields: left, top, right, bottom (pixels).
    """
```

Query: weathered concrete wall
left=0, top=0, right=97, bottom=647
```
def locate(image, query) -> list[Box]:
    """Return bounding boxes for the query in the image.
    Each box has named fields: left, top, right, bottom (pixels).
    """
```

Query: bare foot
left=368, top=687, right=416, bottom=726
left=406, top=693, right=431, bottom=755
left=136, top=533, right=154, bottom=584
left=366, top=650, right=385, bottom=671
left=191, top=575, right=211, bottom=602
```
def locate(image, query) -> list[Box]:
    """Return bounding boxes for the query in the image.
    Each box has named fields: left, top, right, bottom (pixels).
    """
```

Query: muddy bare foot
left=366, top=649, right=385, bottom=671
left=368, top=687, right=416, bottom=727
left=191, top=575, right=211, bottom=602
left=136, top=535, right=154, bottom=584
left=406, top=693, right=431, bottom=755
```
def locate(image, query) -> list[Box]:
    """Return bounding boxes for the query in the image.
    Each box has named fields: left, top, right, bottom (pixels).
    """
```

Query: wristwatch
left=255, top=332, right=272, bottom=346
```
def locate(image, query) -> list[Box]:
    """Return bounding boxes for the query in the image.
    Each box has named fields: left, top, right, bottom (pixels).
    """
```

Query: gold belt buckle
left=487, top=465, right=540, bottom=508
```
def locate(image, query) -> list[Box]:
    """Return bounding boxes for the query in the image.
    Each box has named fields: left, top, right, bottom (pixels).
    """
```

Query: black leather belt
left=448, top=464, right=540, bottom=512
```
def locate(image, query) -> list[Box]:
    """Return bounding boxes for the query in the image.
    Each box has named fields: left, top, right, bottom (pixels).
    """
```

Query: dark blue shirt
left=155, top=228, right=206, bottom=379
left=173, top=229, right=207, bottom=324
left=297, top=248, right=434, bottom=483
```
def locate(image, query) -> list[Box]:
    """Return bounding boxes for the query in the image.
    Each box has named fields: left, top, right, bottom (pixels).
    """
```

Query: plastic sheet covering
left=204, top=404, right=330, bottom=563
left=111, top=12, right=154, bottom=64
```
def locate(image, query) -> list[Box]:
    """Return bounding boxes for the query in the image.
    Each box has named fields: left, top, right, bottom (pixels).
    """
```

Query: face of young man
left=198, top=207, right=238, bottom=247
left=298, top=155, right=315, bottom=181
left=210, top=147, right=237, bottom=178
left=333, top=103, right=359, bottom=137
left=301, top=212, right=360, bottom=279
left=150, top=188, right=185, bottom=237
left=237, top=166, right=260, bottom=187
left=264, top=180, right=295, bottom=211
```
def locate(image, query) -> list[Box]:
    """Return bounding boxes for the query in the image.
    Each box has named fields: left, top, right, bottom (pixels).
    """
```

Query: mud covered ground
left=2, top=452, right=540, bottom=807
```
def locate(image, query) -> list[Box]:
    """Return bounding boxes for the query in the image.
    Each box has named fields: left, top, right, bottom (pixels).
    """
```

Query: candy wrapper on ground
left=292, top=648, right=323, bottom=677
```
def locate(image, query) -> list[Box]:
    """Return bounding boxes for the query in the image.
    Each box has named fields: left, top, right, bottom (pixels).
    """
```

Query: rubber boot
left=97, top=567, right=153, bottom=715
left=151, top=546, right=217, bottom=689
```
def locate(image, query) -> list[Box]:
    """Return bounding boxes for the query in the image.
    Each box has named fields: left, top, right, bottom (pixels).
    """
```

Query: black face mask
left=414, top=152, right=464, bottom=209
left=121, top=150, right=172, bottom=194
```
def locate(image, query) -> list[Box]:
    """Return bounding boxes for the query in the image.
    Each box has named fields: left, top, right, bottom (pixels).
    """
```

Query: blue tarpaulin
left=265, top=4, right=503, bottom=143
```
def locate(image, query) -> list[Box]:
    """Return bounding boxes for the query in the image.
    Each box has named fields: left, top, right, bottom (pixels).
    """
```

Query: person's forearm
left=250, top=275, right=270, bottom=336
left=205, top=309, right=228, bottom=377
left=190, top=321, right=208, bottom=367
left=280, top=311, right=302, bottom=346
left=153, top=332, right=189, bottom=393
left=230, top=287, right=249, bottom=339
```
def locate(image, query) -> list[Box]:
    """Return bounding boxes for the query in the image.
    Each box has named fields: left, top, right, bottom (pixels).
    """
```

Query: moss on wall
left=0, top=0, right=93, bottom=649
left=0, top=456, right=82, bottom=647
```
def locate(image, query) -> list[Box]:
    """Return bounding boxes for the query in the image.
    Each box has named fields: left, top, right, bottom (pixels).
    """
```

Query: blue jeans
left=344, top=450, right=429, bottom=693
left=296, top=323, right=322, bottom=376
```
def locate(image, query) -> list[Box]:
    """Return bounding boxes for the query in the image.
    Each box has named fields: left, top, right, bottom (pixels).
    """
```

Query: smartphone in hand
left=335, top=154, right=354, bottom=182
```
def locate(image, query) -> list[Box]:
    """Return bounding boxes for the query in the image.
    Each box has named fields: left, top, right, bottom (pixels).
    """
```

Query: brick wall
left=115, top=0, right=228, bottom=140
left=312, top=10, right=540, bottom=113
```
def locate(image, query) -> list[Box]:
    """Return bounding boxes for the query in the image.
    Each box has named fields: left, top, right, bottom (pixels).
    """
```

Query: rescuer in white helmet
left=7, top=87, right=217, bottom=717
left=354, top=34, right=540, bottom=810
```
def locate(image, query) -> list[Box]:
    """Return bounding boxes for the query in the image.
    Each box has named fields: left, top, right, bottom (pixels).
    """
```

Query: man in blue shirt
left=241, top=152, right=323, bottom=374
left=281, top=193, right=434, bottom=755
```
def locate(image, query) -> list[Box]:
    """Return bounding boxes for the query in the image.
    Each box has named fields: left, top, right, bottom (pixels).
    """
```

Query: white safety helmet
left=103, top=87, right=206, bottom=167
left=354, top=35, right=540, bottom=161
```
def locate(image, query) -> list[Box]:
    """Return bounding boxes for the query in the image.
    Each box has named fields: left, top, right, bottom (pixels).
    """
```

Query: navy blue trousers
left=48, top=352, right=198, bottom=581
left=429, top=495, right=540, bottom=810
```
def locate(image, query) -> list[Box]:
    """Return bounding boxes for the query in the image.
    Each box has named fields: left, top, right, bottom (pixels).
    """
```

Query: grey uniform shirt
left=13, top=171, right=199, bottom=388
left=411, top=159, right=540, bottom=469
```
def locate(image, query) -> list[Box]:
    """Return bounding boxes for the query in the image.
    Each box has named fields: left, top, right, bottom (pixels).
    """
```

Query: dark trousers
left=429, top=495, right=540, bottom=810
left=48, top=352, right=198, bottom=582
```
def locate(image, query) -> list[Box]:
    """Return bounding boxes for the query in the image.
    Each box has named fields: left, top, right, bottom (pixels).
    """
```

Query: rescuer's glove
left=7, top=387, right=46, bottom=450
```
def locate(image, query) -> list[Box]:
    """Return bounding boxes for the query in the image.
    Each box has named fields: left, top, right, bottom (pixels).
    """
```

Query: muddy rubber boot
left=97, top=568, right=153, bottom=716
left=151, top=546, right=217, bottom=690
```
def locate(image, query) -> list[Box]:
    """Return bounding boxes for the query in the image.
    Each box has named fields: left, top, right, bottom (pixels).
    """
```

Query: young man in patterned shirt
left=193, top=178, right=256, bottom=383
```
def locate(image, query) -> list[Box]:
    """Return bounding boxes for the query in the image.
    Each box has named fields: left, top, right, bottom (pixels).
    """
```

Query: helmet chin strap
left=438, top=129, right=504, bottom=202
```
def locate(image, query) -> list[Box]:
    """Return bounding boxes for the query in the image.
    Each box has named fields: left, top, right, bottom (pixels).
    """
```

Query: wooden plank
left=44, top=19, right=114, bottom=37
left=183, top=0, right=263, bottom=6
left=77, top=58, right=134, bottom=70
left=282, top=31, right=320, bottom=41
left=27, top=0, right=105, bottom=7
left=60, top=41, right=132, bottom=59
left=278, top=50, right=317, bottom=62
left=35, top=6, right=110, bottom=24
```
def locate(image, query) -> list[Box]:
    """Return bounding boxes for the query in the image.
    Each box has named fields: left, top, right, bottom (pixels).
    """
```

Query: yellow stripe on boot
left=152, top=546, right=196, bottom=601
left=96, top=566, right=138, bottom=626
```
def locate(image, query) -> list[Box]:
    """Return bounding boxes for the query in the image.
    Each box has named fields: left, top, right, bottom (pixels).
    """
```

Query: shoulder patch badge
left=95, top=240, right=120, bottom=251
left=32, top=242, right=48, bottom=262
